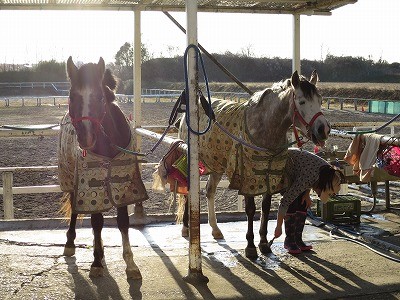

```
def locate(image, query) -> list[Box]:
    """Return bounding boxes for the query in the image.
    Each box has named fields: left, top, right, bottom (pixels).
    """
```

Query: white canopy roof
left=0, top=0, right=357, bottom=15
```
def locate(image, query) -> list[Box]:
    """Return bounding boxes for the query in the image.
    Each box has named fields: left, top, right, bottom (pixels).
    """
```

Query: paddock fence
left=1, top=88, right=399, bottom=113
left=2, top=121, right=400, bottom=221
left=1, top=92, right=400, bottom=223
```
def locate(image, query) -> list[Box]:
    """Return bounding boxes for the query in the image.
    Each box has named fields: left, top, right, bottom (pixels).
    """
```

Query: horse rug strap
left=199, top=99, right=287, bottom=196
left=58, top=115, right=148, bottom=214
left=73, top=145, right=148, bottom=213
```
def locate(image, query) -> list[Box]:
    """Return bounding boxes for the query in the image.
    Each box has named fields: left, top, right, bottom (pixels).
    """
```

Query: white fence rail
left=0, top=89, right=251, bottom=106
left=0, top=126, right=240, bottom=220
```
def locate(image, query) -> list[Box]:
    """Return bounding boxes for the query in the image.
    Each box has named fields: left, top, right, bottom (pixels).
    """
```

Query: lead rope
left=112, top=92, right=187, bottom=157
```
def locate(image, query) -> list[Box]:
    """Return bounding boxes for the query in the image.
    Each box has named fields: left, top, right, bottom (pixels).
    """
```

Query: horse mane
left=247, top=74, right=318, bottom=107
left=103, top=69, right=117, bottom=102
left=247, top=78, right=291, bottom=106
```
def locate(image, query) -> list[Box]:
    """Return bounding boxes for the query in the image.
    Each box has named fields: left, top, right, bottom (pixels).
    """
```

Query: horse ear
left=98, top=57, right=105, bottom=75
left=291, top=71, right=300, bottom=89
left=310, top=70, right=319, bottom=85
left=66, top=56, right=78, bottom=82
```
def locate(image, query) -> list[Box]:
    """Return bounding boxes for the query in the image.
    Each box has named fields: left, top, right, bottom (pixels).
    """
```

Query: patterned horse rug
left=58, top=115, right=148, bottom=214
left=199, top=98, right=288, bottom=196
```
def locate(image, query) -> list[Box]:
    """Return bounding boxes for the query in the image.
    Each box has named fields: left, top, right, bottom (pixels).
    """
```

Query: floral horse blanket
left=58, top=114, right=148, bottom=214
left=198, top=97, right=287, bottom=196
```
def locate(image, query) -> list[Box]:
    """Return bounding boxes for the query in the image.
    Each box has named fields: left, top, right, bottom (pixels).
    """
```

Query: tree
left=114, top=42, right=152, bottom=81
left=115, top=42, right=152, bottom=67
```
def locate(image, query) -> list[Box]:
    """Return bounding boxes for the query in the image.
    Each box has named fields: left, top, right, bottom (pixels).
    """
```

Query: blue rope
left=334, top=112, right=400, bottom=135
left=183, top=44, right=214, bottom=188
left=183, top=44, right=213, bottom=136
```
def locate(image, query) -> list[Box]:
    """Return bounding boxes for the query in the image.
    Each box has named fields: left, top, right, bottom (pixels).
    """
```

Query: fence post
left=237, top=195, right=244, bottom=212
left=2, top=172, right=14, bottom=220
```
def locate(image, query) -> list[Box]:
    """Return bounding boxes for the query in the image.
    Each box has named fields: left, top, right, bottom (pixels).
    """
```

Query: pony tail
left=59, top=192, right=72, bottom=221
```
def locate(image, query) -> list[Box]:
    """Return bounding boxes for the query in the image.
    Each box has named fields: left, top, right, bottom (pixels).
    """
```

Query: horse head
left=290, top=70, right=330, bottom=147
left=67, top=56, right=117, bottom=150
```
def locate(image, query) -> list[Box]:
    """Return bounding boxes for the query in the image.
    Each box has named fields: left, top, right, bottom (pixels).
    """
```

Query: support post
left=3, top=172, right=14, bottom=219
left=183, top=0, right=208, bottom=284
left=292, top=14, right=301, bottom=74
left=131, top=9, right=145, bottom=218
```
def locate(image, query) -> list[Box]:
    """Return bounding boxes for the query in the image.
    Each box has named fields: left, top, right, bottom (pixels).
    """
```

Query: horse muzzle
left=310, top=120, right=331, bottom=147
left=74, top=121, right=98, bottom=150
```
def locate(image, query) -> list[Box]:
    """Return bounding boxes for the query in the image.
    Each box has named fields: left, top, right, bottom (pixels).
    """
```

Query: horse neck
left=92, top=104, right=131, bottom=158
left=245, top=89, right=293, bottom=149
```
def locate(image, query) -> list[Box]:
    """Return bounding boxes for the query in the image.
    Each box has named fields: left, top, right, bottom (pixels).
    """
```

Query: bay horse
left=178, top=70, right=330, bottom=258
left=58, top=57, right=148, bottom=278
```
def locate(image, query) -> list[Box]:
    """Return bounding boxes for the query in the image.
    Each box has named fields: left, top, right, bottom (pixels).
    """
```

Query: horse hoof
left=63, top=247, right=75, bottom=257
left=245, top=247, right=258, bottom=259
left=259, top=242, right=272, bottom=254
left=212, top=229, right=224, bottom=240
left=182, top=226, right=189, bottom=237
left=126, top=268, right=142, bottom=280
left=89, top=267, right=104, bottom=277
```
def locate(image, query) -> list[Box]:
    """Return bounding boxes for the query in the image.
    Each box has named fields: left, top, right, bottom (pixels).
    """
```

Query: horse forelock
left=299, top=77, right=318, bottom=99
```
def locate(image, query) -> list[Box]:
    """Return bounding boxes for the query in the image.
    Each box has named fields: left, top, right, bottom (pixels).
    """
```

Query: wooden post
left=2, top=172, right=14, bottom=219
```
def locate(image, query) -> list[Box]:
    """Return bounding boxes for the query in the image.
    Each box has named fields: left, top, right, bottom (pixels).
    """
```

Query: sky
left=0, top=0, right=399, bottom=66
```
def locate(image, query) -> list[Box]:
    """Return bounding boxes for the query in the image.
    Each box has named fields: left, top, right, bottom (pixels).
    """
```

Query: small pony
left=58, top=57, right=148, bottom=278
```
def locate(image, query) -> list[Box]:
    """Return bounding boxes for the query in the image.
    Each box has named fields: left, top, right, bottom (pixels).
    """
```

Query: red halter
left=291, top=92, right=324, bottom=148
left=70, top=113, right=105, bottom=131
left=69, top=98, right=107, bottom=132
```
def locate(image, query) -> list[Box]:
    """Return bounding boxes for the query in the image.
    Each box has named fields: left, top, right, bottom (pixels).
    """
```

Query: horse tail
left=59, top=192, right=72, bottom=220
left=174, top=193, right=187, bottom=224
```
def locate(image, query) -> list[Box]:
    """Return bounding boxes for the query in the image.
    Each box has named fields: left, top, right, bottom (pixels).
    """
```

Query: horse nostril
left=317, top=125, right=329, bottom=139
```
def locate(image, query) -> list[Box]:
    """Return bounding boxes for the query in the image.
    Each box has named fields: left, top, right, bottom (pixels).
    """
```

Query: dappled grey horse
left=178, top=71, right=330, bottom=258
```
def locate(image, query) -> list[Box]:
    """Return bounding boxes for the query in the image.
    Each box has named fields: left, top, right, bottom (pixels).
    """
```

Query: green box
left=321, top=195, right=361, bottom=224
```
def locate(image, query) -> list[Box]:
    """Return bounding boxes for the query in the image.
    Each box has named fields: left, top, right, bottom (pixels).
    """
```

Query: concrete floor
left=0, top=213, right=400, bottom=300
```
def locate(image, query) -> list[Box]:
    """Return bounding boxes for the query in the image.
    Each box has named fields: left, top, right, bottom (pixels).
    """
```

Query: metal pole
left=183, top=0, right=208, bottom=284
left=292, top=14, right=301, bottom=74
left=132, top=9, right=145, bottom=218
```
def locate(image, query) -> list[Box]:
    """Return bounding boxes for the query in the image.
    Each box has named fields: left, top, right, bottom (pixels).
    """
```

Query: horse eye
left=299, top=100, right=306, bottom=105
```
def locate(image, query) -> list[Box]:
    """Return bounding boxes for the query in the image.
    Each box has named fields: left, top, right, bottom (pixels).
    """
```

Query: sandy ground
left=0, top=99, right=399, bottom=219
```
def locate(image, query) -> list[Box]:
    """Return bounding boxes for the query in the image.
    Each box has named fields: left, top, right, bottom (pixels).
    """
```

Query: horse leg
left=206, top=173, right=224, bottom=239
left=244, top=196, right=258, bottom=259
left=117, top=206, right=142, bottom=280
left=181, top=196, right=189, bottom=237
left=259, top=193, right=272, bottom=254
left=89, top=213, right=105, bottom=277
left=63, top=213, right=78, bottom=257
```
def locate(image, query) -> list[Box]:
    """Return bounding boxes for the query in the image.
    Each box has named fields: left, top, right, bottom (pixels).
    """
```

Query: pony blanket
left=58, top=115, right=148, bottom=214
left=199, top=99, right=287, bottom=196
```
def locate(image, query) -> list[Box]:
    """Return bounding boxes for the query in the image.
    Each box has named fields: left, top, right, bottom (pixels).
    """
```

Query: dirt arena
left=0, top=98, right=399, bottom=219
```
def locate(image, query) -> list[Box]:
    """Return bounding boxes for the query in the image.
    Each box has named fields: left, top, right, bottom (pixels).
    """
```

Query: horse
left=178, top=70, right=330, bottom=258
left=58, top=57, right=148, bottom=278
